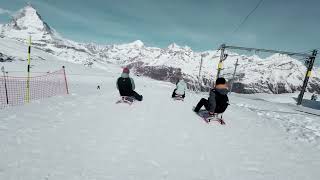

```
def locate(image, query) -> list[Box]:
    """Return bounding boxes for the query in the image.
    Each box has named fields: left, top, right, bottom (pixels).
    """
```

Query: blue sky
left=0, top=0, right=319, bottom=54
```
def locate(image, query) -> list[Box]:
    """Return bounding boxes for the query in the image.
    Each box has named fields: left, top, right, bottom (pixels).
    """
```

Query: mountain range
left=1, top=5, right=319, bottom=94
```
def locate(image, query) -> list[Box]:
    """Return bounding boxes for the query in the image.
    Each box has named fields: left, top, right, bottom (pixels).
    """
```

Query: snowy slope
left=1, top=5, right=320, bottom=94
left=1, top=58, right=320, bottom=180
left=1, top=4, right=320, bottom=180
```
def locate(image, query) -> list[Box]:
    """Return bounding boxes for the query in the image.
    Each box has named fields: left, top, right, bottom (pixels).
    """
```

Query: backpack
left=214, top=90, right=229, bottom=113
left=117, top=77, right=133, bottom=96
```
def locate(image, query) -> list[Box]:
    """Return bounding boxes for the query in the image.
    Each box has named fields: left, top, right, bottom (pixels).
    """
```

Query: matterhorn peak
left=0, top=4, right=59, bottom=41
left=11, top=5, right=51, bottom=33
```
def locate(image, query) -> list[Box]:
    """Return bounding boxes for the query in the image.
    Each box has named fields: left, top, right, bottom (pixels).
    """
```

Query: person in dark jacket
left=311, top=94, right=318, bottom=101
left=193, top=77, right=229, bottom=115
left=116, top=67, right=143, bottom=101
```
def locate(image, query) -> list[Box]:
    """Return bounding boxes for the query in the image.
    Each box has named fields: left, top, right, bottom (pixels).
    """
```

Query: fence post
left=62, top=66, right=69, bottom=94
left=26, top=35, right=31, bottom=103
left=1, top=66, right=9, bottom=104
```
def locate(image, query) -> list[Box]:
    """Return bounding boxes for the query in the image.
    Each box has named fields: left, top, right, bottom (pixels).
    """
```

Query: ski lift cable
left=233, top=0, right=264, bottom=33
left=296, top=49, right=314, bottom=55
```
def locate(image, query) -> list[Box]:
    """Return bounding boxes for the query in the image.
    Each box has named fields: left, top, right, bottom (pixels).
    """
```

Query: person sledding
left=193, top=77, right=229, bottom=116
left=116, top=67, right=143, bottom=101
left=311, top=94, right=318, bottom=101
left=172, top=76, right=187, bottom=99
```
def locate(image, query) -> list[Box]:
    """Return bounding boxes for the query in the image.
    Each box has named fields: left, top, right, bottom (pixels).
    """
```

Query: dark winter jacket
left=208, top=88, right=229, bottom=113
left=116, top=73, right=135, bottom=96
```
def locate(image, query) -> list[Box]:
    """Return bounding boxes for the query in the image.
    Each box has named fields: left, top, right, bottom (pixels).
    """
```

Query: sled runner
left=194, top=109, right=225, bottom=125
left=116, top=96, right=135, bottom=105
left=173, top=95, right=184, bottom=101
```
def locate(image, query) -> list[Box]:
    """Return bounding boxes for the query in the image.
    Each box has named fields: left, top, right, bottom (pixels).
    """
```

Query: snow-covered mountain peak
left=129, top=40, right=144, bottom=48
left=247, top=54, right=262, bottom=60
left=266, top=53, right=293, bottom=61
left=0, top=5, right=57, bottom=41
left=117, top=40, right=144, bottom=49
left=130, top=40, right=144, bottom=47
left=167, top=43, right=181, bottom=50
left=12, top=5, right=51, bottom=33
left=167, top=43, right=192, bottom=52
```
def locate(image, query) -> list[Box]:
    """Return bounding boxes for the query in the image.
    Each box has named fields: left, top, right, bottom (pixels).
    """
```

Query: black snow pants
left=194, top=98, right=210, bottom=112
left=132, top=91, right=143, bottom=101
left=171, top=89, right=185, bottom=98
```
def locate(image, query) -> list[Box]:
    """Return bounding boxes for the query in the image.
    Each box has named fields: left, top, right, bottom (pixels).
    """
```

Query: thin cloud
left=0, top=7, right=11, bottom=15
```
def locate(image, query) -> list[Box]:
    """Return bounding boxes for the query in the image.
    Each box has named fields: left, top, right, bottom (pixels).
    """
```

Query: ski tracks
left=234, top=101, right=320, bottom=146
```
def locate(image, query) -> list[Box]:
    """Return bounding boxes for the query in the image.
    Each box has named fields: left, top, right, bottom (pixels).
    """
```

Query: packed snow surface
left=1, top=5, right=320, bottom=180
left=0, top=58, right=320, bottom=180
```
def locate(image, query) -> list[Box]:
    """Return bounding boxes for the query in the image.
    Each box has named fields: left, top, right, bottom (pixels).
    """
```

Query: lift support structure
left=217, top=44, right=318, bottom=105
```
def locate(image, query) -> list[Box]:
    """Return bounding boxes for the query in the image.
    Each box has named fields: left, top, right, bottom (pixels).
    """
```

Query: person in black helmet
left=193, top=77, right=229, bottom=115
left=116, top=67, right=143, bottom=101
